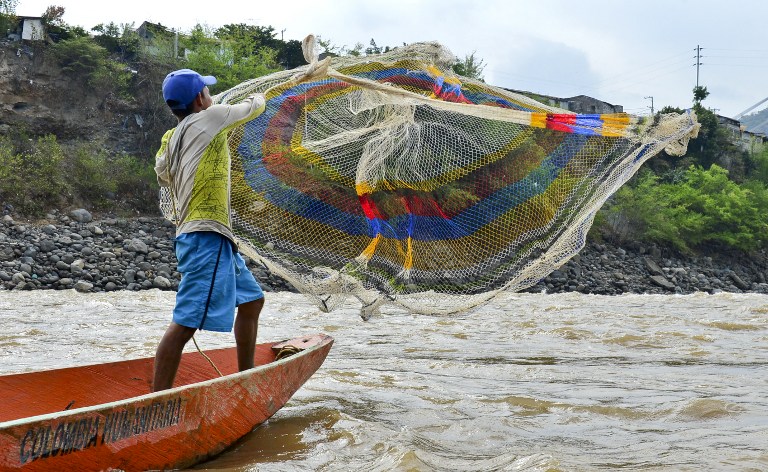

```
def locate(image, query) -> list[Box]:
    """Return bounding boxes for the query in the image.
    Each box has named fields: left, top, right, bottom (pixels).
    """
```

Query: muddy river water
left=1, top=290, right=766, bottom=471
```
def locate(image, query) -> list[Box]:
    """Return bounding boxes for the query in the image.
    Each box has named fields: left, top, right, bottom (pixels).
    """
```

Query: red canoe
left=0, top=333, right=333, bottom=471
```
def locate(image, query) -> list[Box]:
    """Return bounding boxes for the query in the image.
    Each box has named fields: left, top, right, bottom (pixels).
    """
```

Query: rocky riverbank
left=2, top=210, right=767, bottom=296
left=0, top=210, right=294, bottom=293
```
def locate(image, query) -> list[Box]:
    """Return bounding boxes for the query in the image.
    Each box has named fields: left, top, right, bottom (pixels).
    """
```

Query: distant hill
left=740, top=107, right=768, bottom=134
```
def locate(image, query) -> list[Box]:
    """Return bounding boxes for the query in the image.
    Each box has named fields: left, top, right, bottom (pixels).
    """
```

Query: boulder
left=153, top=276, right=172, bottom=289
left=730, top=272, right=750, bottom=291
left=125, top=238, right=149, bottom=254
left=74, top=281, right=93, bottom=293
left=643, top=257, right=664, bottom=276
left=649, top=275, right=676, bottom=290
left=38, top=239, right=57, bottom=252
left=70, top=209, right=93, bottom=223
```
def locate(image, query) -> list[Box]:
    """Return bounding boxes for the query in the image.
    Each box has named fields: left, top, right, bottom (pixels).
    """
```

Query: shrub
left=0, top=136, right=160, bottom=216
left=50, top=36, right=133, bottom=97
left=65, top=144, right=118, bottom=208
left=111, top=154, right=159, bottom=213
left=65, top=143, right=159, bottom=214
left=600, top=165, right=767, bottom=251
left=51, top=36, right=109, bottom=76
left=0, top=135, right=67, bottom=215
left=748, top=147, right=768, bottom=183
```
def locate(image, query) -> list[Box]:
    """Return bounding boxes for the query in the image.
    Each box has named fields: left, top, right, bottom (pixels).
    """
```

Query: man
left=153, top=69, right=266, bottom=391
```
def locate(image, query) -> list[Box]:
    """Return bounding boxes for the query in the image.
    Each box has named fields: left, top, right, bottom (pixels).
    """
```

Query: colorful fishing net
left=161, top=37, right=700, bottom=317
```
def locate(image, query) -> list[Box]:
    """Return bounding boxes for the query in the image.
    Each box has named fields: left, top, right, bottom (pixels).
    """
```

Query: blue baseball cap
left=162, top=69, right=217, bottom=110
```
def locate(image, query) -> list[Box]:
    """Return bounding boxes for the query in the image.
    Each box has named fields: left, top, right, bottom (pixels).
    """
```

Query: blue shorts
left=173, top=231, right=264, bottom=332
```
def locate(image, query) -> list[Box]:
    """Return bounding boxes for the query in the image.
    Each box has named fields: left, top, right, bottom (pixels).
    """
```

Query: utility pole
left=644, top=96, right=654, bottom=115
left=281, top=28, right=286, bottom=41
left=694, top=45, right=703, bottom=88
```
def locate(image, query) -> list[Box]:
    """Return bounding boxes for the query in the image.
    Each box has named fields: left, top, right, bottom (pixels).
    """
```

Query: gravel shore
left=2, top=210, right=767, bottom=296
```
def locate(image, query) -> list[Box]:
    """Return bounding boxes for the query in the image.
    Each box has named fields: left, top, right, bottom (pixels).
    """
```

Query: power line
left=598, top=57, right=692, bottom=88
left=706, top=47, right=768, bottom=52
left=705, top=63, right=768, bottom=68
left=590, top=49, right=693, bottom=86
left=492, top=44, right=766, bottom=110
left=581, top=51, right=695, bottom=98
left=492, top=71, right=585, bottom=88
left=599, top=63, right=691, bottom=95
left=705, top=55, right=768, bottom=59
left=493, top=48, right=694, bottom=96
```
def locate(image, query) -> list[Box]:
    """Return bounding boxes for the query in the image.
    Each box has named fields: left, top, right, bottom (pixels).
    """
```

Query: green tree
left=59, top=24, right=89, bottom=40
left=0, top=0, right=18, bottom=15
left=187, top=23, right=219, bottom=49
left=0, top=0, right=18, bottom=35
left=185, top=42, right=280, bottom=91
left=41, top=5, right=65, bottom=27
left=602, top=165, right=767, bottom=251
left=693, top=85, right=709, bottom=105
left=692, top=105, right=748, bottom=179
left=345, top=42, right=365, bottom=57
left=453, top=52, right=486, bottom=81
left=214, top=24, right=280, bottom=59
left=40, top=4, right=81, bottom=41
left=116, top=23, right=141, bottom=60
left=278, top=39, right=305, bottom=68
left=91, top=21, right=121, bottom=51
left=365, top=38, right=393, bottom=55
left=316, top=36, right=340, bottom=56
left=651, top=104, right=748, bottom=181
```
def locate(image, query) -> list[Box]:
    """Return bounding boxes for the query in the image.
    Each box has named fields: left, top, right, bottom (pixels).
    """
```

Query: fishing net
left=161, top=36, right=700, bottom=317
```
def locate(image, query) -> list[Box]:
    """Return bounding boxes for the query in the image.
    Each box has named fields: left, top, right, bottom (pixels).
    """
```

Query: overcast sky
left=16, top=0, right=768, bottom=117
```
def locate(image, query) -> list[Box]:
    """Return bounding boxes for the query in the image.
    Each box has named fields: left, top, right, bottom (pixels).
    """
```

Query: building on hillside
left=5, top=16, right=45, bottom=41
left=503, top=88, right=623, bottom=114
left=743, top=130, right=766, bottom=154
left=718, top=114, right=766, bottom=153
left=561, top=95, right=624, bottom=114
left=135, top=21, right=186, bottom=58
left=136, top=21, right=172, bottom=41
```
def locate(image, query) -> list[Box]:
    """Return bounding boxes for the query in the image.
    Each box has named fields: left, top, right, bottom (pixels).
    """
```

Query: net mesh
left=161, top=37, right=700, bottom=317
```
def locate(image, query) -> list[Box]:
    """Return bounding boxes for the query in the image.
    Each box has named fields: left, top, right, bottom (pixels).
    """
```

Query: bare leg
left=234, top=297, right=264, bottom=371
left=153, top=322, right=196, bottom=392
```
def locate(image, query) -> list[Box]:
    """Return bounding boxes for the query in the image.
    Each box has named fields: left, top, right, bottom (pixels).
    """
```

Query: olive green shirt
left=155, top=95, right=266, bottom=243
